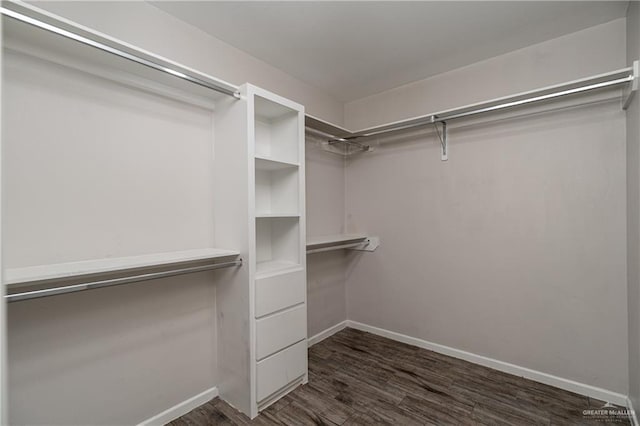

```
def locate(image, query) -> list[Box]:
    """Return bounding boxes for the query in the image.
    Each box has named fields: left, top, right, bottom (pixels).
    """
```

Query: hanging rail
left=1, top=3, right=241, bottom=99
left=307, top=241, right=369, bottom=254
left=5, top=259, right=243, bottom=303
left=306, top=63, right=638, bottom=157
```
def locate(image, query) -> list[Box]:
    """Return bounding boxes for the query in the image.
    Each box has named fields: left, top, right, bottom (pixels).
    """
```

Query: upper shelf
left=1, top=2, right=240, bottom=106
left=4, top=248, right=240, bottom=287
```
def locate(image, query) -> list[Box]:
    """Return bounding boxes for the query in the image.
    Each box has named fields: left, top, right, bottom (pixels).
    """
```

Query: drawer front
left=256, top=304, right=306, bottom=360
left=255, top=269, right=305, bottom=317
left=256, top=340, right=307, bottom=402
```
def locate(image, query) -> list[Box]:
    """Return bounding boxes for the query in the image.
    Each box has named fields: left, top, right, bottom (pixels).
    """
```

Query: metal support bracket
left=323, top=137, right=373, bottom=156
left=348, top=237, right=380, bottom=252
left=431, top=116, right=448, bottom=161
left=623, top=60, right=639, bottom=110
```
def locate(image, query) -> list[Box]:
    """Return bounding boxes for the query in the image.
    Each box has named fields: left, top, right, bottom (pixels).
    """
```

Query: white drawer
left=256, top=304, right=306, bottom=360
left=255, top=269, right=305, bottom=317
left=256, top=340, right=307, bottom=402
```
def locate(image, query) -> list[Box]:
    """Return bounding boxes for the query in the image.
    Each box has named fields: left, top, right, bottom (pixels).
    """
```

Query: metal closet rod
left=307, top=241, right=367, bottom=254
left=351, top=75, right=634, bottom=139
left=0, top=6, right=241, bottom=99
left=307, top=66, right=636, bottom=143
left=5, top=259, right=243, bottom=303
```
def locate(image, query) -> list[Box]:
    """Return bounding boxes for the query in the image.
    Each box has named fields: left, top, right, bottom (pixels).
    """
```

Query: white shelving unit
left=212, top=84, right=306, bottom=418
left=251, top=87, right=307, bottom=412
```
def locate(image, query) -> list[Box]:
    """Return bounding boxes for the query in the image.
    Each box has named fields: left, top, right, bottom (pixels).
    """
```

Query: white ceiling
left=151, top=1, right=629, bottom=102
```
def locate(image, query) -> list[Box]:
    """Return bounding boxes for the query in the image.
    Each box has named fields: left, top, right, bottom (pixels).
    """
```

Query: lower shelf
left=256, top=260, right=302, bottom=279
left=306, top=234, right=368, bottom=250
left=4, top=248, right=240, bottom=287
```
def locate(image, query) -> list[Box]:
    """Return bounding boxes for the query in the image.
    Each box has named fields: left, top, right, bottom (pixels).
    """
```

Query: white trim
left=628, top=397, right=639, bottom=426
left=346, top=320, right=628, bottom=406
left=308, top=321, right=347, bottom=347
left=137, top=386, right=218, bottom=426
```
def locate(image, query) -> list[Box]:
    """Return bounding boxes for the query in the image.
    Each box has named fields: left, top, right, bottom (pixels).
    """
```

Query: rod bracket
left=322, top=137, right=372, bottom=156
left=623, top=60, right=639, bottom=110
left=431, top=116, right=448, bottom=161
left=348, top=237, right=380, bottom=252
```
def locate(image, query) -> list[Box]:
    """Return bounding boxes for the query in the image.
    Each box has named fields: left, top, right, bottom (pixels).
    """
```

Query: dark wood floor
left=170, top=328, right=631, bottom=425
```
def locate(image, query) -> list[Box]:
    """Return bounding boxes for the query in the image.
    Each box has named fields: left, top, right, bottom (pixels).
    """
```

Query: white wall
left=627, top=0, right=640, bottom=412
left=8, top=275, right=218, bottom=425
left=343, top=19, right=629, bottom=394
left=5, top=2, right=344, bottom=425
left=305, top=134, right=347, bottom=337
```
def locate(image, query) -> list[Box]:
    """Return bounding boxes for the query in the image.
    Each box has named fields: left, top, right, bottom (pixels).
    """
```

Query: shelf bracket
left=322, top=137, right=373, bottom=156
left=432, top=116, right=448, bottom=161
left=348, top=237, right=380, bottom=252
left=623, top=60, right=639, bottom=111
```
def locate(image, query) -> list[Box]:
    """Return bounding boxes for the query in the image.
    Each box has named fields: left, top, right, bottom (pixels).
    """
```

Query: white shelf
left=4, top=248, right=240, bottom=286
left=256, top=213, right=300, bottom=218
left=255, top=156, right=299, bottom=170
left=306, top=234, right=368, bottom=250
left=256, top=260, right=302, bottom=278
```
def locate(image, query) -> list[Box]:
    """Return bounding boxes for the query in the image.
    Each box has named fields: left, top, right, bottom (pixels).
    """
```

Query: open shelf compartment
left=254, top=95, right=300, bottom=164
left=256, top=217, right=301, bottom=277
left=255, top=162, right=300, bottom=217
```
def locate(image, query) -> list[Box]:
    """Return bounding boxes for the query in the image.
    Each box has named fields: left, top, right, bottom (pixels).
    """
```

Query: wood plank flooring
left=169, top=328, right=631, bottom=425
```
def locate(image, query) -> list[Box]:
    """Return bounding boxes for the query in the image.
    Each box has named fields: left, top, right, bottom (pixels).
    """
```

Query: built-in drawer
left=256, top=339, right=306, bottom=402
left=256, top=304, right=306, bottom=360
left=255, top=269, right=305, bottom=317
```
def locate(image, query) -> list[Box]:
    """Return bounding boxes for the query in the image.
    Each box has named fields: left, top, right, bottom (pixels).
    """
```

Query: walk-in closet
left=1, top=1, right=639, bottom=425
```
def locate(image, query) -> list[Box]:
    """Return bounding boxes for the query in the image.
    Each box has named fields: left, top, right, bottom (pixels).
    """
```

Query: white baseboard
left=308, top=320, right=347, bottom=347
left=628, top=397, right=639, bottom=426
left=137, top=386, right=218, bottom=426
left=346, top=320, right=628, bottom=406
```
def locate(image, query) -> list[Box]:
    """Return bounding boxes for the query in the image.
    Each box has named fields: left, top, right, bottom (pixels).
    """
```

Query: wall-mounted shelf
left=4, top=248, right=240, bottom=287
left=306, top=234, right=380, bottom=254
